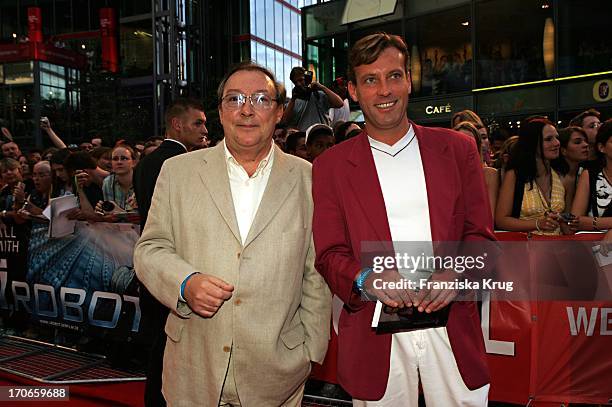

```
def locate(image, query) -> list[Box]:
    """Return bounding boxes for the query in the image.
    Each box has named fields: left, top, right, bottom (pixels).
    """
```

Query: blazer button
left=223, top=346, right=231, bottom=353
left=234, top=299, right=241, bottom=306
left=237, top=252, right=241, bottom=259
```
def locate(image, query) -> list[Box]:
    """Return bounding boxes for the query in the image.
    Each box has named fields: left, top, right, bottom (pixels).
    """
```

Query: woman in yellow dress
left=495, top=118, right=574, bottom=235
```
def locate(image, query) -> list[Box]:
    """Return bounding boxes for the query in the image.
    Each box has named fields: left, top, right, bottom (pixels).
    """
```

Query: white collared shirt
left=165, top=138, right=188, bottom=152
left=224, top=140, right=275, bottom=244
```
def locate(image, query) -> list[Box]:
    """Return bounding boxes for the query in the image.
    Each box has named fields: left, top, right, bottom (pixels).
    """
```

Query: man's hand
left=184, top=274, right=234, bottom=318
left=413, top=269, right=458, bottom=313
left=40, top=118, right=51, bottom=131
left=74, top=170, right=89, bottom=188
left=12, top=182, right=26, bottom=207
left=362, top=269, right=415, bottom=309
left=310, top=81, right=322, bottom=91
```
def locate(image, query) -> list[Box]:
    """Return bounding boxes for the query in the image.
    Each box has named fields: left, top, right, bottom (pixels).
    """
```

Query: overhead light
left=543, top=17, right=555, bottom=77
left=541, top=3, right=550, bottom=8
left=461, top=21, right=469, bottom=26
left=12, top=33, right=17, bottom=38
left=81, top=44, right=86, bottom=49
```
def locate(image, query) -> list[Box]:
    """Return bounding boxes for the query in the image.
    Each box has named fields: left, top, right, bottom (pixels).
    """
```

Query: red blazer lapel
left=345, top=133, right=393, bottom=243
left=414, top=123, right=458, bottom=242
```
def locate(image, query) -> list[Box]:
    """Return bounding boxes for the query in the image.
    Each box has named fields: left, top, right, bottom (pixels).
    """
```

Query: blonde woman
left=454, top=121, right=499, bottom=218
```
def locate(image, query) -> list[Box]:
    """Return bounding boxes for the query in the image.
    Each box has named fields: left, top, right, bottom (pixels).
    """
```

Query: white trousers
left=353, top=327, right=489, bottom=407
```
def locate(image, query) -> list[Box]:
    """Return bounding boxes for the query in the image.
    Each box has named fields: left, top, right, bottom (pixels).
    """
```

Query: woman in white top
left=572, top=119, right=612, bottom=230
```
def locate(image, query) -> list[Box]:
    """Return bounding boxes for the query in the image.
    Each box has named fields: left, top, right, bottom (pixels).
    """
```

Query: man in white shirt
left=134, top=62, right=331, bottom=406
left=312, top=33, right=495, bottom=406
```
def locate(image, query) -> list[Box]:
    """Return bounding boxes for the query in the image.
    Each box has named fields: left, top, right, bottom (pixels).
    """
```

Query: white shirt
left=224, top=140, right=274, bottom=244
left=368, top=126, right=433, bottom=270
left=329, top=98, right=350, bottom=125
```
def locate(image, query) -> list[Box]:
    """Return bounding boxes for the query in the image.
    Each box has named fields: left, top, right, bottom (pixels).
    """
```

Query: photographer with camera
left=281, top=66, right=344, bottom=131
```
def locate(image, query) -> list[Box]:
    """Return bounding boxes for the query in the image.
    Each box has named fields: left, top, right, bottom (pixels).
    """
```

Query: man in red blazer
left=312, top=33, right=496, bottom=405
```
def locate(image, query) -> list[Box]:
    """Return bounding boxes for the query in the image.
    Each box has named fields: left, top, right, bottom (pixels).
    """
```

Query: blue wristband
left=355, top=267, right=374, bottom=292
left=180, top=272, right=200, bottom=301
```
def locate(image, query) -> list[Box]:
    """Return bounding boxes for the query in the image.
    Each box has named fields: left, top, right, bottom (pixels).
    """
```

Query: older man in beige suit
left=134, top=62, right=331, bottom=406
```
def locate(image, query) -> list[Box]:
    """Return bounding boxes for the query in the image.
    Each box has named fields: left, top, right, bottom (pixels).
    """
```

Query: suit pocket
left=165, top=314, right=185, bottom=343
left=280, top=323, right=306, bottom=350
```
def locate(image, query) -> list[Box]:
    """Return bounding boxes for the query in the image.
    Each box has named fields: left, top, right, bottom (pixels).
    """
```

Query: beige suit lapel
left=244, top=146, right=298, bottom=248
left=197, top=144, right=242, bottom=244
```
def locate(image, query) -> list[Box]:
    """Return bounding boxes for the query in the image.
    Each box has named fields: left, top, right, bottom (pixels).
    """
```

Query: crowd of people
left=0, top=33, right=609, bottom=405
left=448, top=108, right=610, bottom=240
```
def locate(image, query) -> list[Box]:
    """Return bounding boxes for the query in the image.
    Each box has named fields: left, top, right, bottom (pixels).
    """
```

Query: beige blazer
left=134, top=143, right=331, bottom=406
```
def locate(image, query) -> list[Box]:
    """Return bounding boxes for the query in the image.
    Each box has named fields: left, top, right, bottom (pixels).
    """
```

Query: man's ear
left=171, top=116, right=182, bottom=132
left=348, top=81, right=358, bottom=102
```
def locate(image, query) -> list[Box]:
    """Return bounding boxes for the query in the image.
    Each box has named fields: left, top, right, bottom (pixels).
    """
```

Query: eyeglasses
left=588, top=122, right=602, bottom=129
left=221, top=92, right=277, bottom=110
left=112, top=156, right=132, bottom=161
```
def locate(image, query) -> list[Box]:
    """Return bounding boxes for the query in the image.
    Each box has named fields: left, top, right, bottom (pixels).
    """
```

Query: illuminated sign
left=593, top=79, right=612, bottom=102
left=425, top=104, right=452, bottom=115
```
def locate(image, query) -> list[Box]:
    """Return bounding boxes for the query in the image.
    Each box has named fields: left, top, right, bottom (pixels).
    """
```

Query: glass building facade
left=0, top=0, right=325, bottom=147
left=0, top=0, right=207, bottom=146
left=303, top=0, right=612, bottom=131
left=240, top=0, right=317, bottom=96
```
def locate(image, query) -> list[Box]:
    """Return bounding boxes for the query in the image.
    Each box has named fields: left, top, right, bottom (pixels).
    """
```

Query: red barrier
left=312, top=232, right=612, bottom=404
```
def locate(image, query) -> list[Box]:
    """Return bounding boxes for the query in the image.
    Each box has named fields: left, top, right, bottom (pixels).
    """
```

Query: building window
left=475, top=0, right=554, bottom=88
left=306, top=34, right=348, bottom=89
left=405, top=5, right=471, bottom=98
left=120, top=0, right=151, bottom=18
left=120, top=19, right=154, bottom=77
left=558, top=0, right=612, bottom=76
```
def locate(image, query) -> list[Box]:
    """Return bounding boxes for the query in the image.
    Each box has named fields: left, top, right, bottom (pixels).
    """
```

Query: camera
left=304, top=70, right=313, bottom=86
left=100, top=201, right=115, bottom=212
left=293, top=70, right=315, bottom=100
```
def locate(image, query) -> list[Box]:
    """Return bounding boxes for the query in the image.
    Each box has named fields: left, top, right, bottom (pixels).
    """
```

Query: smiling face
left=541, top=124, right=560, bottom=161
left=348, top=46, right=411, bottom=144
left=219, top=69, right=283, bottom=156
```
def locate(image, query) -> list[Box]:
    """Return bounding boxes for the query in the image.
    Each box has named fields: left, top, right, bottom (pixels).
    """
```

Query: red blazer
left=312, top=123, right=495, bottom=400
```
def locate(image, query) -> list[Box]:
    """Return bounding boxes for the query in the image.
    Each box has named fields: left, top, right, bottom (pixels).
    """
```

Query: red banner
left=0, top=43, right=86, bottom=69
left=312, top=232, right=612, bottom=404
left=99, top=8, right=118, bottom=73
left=27, top=7, right=43, bottom=43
